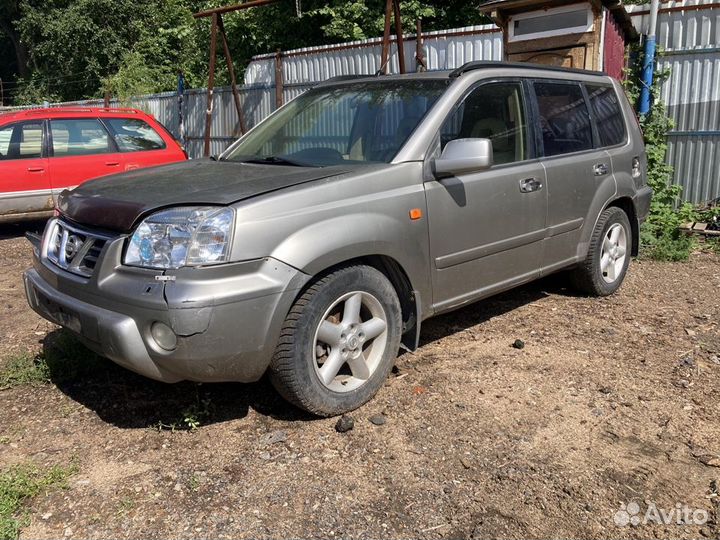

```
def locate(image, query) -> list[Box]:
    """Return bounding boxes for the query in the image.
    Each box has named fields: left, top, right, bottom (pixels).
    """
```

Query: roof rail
left=449, top=61, right=606, bottom=78
left=23, top=107, right=139, bottom=115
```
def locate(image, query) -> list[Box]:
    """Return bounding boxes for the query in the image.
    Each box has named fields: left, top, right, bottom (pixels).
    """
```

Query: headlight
left=124, top=206, right=234, bottom=269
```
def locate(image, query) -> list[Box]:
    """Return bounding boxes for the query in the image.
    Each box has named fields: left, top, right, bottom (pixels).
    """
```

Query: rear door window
left=0, top=122, right=45, bottom=160
left=533, top=81, right=593, bottom=157
left=50, top=119, right=113, bottom=156
left=103, top=118, right=166, bottom=152
left=586, top=85, right=626, bottom=147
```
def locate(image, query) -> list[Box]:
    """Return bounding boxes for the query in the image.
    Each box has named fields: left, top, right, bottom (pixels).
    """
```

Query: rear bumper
left=24, top=255, right=309, bottom=383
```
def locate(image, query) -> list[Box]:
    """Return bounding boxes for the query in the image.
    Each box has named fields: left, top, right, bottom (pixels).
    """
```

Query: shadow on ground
left=0, top=218, right=48, bottom=240
left=41, top=330, right=313, bottom=430
left=41, top=271, right=579, bottom=430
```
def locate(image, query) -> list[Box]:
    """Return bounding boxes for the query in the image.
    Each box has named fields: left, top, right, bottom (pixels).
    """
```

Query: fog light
left=151, top=322, right=177, bottom=351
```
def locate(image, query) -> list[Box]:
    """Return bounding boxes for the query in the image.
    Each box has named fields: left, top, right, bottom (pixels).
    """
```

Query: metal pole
left=193, top=0, right=279, bottom=19
left=638, top=0, right=659, bottom=115
left=218, top=15, right=247, bottom=135
left=204, top=12, right=219, bottom=157
left=415, top=19, right=427, bottom=72
left=380, top=0, right=393, bottom=74
left=392, top=0, right=406, bottom=74
left=177, top=71, right=185, bottom=149
left=274, top=50, right=284, bottom=110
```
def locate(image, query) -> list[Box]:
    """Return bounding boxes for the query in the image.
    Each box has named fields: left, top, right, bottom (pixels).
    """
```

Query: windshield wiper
left=241, top=155, right=313, bottom=167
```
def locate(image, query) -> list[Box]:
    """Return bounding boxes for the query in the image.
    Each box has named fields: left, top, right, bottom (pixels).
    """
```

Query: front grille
left=45, top=219, right=113, bottom=278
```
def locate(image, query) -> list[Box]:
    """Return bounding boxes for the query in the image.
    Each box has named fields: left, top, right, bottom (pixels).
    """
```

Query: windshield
left=223, top=79, right=450, bottom=167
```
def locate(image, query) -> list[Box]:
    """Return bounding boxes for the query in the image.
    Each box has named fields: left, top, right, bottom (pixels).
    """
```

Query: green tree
left=5, top=0, right=491, bottom=104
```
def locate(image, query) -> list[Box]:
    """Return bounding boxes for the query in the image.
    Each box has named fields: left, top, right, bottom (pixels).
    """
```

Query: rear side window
left=104, top=118, right=166, bottom=152
left=50, top=119, right=112, bottom=156
left=586, top=85, right=626, bottom=147
left=0, top=122, right=44, bottom=160
left=534, top=82, right=593, bottom=156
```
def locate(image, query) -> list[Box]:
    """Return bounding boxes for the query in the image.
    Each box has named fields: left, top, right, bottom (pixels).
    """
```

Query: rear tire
left=269, top=265, right=402, bottom=417
left=570, top=206, right=632, bottom=296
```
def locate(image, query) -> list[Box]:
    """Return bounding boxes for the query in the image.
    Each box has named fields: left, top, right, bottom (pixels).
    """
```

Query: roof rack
left=449, top=61, right=606, bottom=79
left=23, top=107, right=139, bottom=115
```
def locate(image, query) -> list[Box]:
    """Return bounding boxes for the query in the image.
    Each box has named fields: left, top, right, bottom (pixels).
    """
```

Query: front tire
left=269, top=265, right=402, bottom=417
left=570, top=206, right=632, bottom=296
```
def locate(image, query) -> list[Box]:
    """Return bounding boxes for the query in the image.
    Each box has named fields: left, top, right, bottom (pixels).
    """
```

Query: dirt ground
left=1, top=219, right=719, bottom=540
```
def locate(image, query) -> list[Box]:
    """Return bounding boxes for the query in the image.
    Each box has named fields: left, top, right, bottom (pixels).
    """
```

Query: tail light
left=632, top=157, right=641, bottom=179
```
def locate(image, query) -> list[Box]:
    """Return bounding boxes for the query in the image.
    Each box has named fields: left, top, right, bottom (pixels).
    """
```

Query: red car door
left=48, top=117, right=126, bottom=198
left=0, top=120, right=53, bottom=217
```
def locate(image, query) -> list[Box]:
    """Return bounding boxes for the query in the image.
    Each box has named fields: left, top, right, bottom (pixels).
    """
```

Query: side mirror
left=433, top=138, right=493, bottom=178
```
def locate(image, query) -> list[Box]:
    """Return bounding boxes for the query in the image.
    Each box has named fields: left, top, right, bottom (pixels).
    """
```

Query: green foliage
left=0, top=462, right=76, bottom=540
left=308, top=0, right=436, bottom=40
left=623, top=49, right=696, bottom=261
left=2, top=0, right=490, bottom=104
left=10, top=0, right=204, bottom=103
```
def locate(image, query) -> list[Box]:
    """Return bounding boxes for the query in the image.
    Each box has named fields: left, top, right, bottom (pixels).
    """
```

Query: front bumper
left=24, top=232, right=309, bottom=383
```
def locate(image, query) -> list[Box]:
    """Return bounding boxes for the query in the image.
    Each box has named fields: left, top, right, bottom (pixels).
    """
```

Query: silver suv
left=24, top=62, right=651, bottom=416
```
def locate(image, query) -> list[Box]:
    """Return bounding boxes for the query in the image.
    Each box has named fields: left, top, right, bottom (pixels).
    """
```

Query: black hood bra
left=57, top=159, right=352, bottom=232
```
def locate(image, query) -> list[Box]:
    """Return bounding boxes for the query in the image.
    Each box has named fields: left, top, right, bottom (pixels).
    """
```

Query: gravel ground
left=1, top=219, right=719, bottom=540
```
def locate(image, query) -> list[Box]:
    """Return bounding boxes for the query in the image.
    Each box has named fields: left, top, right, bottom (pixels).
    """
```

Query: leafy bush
left=623, top=52, right=696, bottom=261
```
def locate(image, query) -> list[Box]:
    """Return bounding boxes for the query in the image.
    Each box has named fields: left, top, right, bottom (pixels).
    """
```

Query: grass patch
left=0, top=332, right=109, bottom=390
left=0, top=355, right=50, bottom=389
left=0, top=462, right=76, bottom=540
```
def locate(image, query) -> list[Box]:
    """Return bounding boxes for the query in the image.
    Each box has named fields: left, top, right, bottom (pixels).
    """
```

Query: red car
left=0, top=107, right=187, bottom=222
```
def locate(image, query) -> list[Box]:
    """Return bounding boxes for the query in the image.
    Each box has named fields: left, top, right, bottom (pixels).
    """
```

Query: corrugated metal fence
left=628, top=0, right=720, bottom=203
left=2, top=11, right=718, bottom=203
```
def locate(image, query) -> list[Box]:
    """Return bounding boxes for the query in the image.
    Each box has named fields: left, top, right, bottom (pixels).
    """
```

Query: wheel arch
left=605, top=197, right=639, bottom=256
left=287, top=254, right=423, bottom=353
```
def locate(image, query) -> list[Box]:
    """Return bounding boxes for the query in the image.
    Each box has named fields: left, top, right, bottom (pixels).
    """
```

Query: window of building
left=508, top=4, right=593, bottom=42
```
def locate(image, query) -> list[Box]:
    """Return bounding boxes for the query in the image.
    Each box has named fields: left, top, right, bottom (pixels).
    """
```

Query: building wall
left=603, top=10, right=626, bottom=79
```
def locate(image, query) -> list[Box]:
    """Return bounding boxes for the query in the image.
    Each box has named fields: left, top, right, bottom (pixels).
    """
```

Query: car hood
left=57, top=159, right=353, bottom=232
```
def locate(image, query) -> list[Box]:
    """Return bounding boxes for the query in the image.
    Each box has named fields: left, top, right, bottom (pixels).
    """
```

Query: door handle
left=105, top=161, right=120, bottom=167
left=27, top=167, right=44, bottom=173
left=593, top=163, right=609, bottom=176
left=519, top=177, right=543, bottom=193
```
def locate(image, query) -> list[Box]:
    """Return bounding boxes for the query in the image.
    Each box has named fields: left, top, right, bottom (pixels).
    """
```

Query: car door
left=48, top=117, right=126, bottom=200
left=424, top=80, right=548, bottom=312
left=531, top=80, right=613, bottom=272
left=0, top=120, right=52, bottom=217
